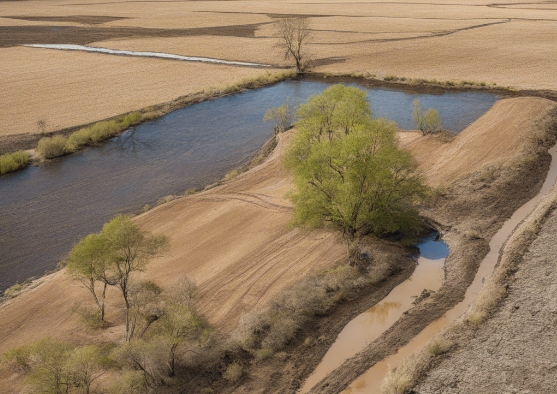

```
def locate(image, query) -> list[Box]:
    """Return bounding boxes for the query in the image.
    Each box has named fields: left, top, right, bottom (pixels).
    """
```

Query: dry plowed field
left=1, top=0, right=556, bottom=139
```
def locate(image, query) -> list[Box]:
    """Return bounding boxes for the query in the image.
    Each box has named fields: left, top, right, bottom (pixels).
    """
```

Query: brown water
left=301, top=234, right=449, bottom=392
left=341, top=144, right=557, bottom=394
left=0, top=80, right=500, bottom=293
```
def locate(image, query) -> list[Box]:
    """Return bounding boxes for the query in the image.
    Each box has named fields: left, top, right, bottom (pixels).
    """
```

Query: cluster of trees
left=1, top=216, right=214, bottom=393
left=283, top=85, right=428, bottom=263
left=2, top=276, right=211, bottom=393
left=412, top=99, right=443, bottom=135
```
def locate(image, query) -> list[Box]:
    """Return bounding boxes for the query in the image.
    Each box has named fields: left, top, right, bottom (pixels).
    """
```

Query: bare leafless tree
left=275, top=17, right=312, bottom=72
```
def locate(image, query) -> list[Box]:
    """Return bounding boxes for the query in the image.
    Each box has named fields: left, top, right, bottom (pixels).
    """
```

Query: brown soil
left=6, top=15, right=128, bottom=24
left=0, top=46, right=274, bottom=139
left=1, top=0, right=556, bottom=145
left=305, top=98, right=557, bottom=393
left=415, top=188, right=557, bottom=393
left=0, top=128, right=344, bottom=355
left=0, top=97, right=555, bottom=393
left=0, top=23, right=265, bottom=47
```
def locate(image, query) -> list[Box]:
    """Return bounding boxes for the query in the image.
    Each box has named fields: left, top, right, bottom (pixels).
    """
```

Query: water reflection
left=112, top=127, right=153, bottom=153
left=361, top=301, right=403, bottom=326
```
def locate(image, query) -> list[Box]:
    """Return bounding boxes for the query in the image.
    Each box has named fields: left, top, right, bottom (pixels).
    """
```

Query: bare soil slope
left=308, top=97, right=557, bottom=393
left=0, top=97, right=555, bottom=394
left=401, top=97, right=554, bottom=187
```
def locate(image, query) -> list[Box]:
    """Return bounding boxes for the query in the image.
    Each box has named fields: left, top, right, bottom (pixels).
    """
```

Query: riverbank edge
left=403, top=108, right=557, bottom=392
left=3, top=71, right=556, bottom=172
left=0, top=69, right=296, bottom=158
left=307, top=106, right=557, bottom=393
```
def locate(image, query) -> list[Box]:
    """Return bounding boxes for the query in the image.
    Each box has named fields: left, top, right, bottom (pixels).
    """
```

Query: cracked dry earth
left=415, top=209, right=557, bottom=394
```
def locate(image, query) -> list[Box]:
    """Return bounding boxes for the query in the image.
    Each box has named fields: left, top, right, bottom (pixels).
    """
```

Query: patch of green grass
left=120, top=111, right=142, bottom=129
left=0, top=150, right=30, bottom=175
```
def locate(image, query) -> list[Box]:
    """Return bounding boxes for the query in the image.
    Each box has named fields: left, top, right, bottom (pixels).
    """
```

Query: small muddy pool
left=301, top=233, right=449, bottom=392
left=0, top=80, right=500, bottom=292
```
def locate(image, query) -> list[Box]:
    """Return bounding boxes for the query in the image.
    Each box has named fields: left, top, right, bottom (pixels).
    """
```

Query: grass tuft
left=223, top=362, right=243, bottom=383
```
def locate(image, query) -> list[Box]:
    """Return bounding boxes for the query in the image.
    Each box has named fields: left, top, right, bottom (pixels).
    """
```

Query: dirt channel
left=414, top=183, right=557, bottom=394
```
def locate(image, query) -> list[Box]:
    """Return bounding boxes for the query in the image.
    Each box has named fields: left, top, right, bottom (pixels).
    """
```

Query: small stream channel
left=301, top=233, right=449, bottom=392
left=0, top=80, right=500, bottom=292
left=336, top=144, right=557, bottom=394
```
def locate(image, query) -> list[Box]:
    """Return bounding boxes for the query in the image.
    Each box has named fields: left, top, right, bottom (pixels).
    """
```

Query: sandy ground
left=415, top=189, right=557, bottom=394
left=0, top=0, right=555, bottom=141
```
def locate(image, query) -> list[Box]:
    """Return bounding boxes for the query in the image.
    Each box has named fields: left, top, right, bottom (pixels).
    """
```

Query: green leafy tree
left=66, top=215, right=169, bottom=339
left=100, top=215, right=169, bottom=341
left=284, top=85, right=427, bottom=262
left=263, top=98, right=296, bottom=133
left=2, top=339, right=108, bottom=394
left=67, top=233, right=115, bottom=321
left=412, top=99, right=443, bottom=135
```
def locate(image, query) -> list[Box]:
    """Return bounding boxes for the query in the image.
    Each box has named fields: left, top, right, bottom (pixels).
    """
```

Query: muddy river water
left=0, top=80, right=499, bottom=292
left=302, top=233, right=449, bottom=392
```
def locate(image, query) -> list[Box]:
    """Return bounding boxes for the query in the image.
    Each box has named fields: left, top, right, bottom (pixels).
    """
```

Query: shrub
left=464, top=230, right=482, bottom=240
left=224, top=169, right=239, bottom=181
left=381, top=365, right=412, bottom=394
left=412, top=99, right=443, bottom=135
left=72, top=304, right=109, bottom=329
left=109, top=370, right=147, bottom=394
left=0, top=150, right=30, bottom=175
left=223, top=362, right=243, bottom=383
left=260, top=314, right=299, bottom=351
left=89, top=120, right=120, bottom=143
left=427, top=337, right=451, bottom=356
left=156, top=195, right=175, bottom=206
left=65, top=128, right=93, bottom=151
left=255, top=347, right=274, bottom=361
left=37, top=135, right=69, bottom=159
